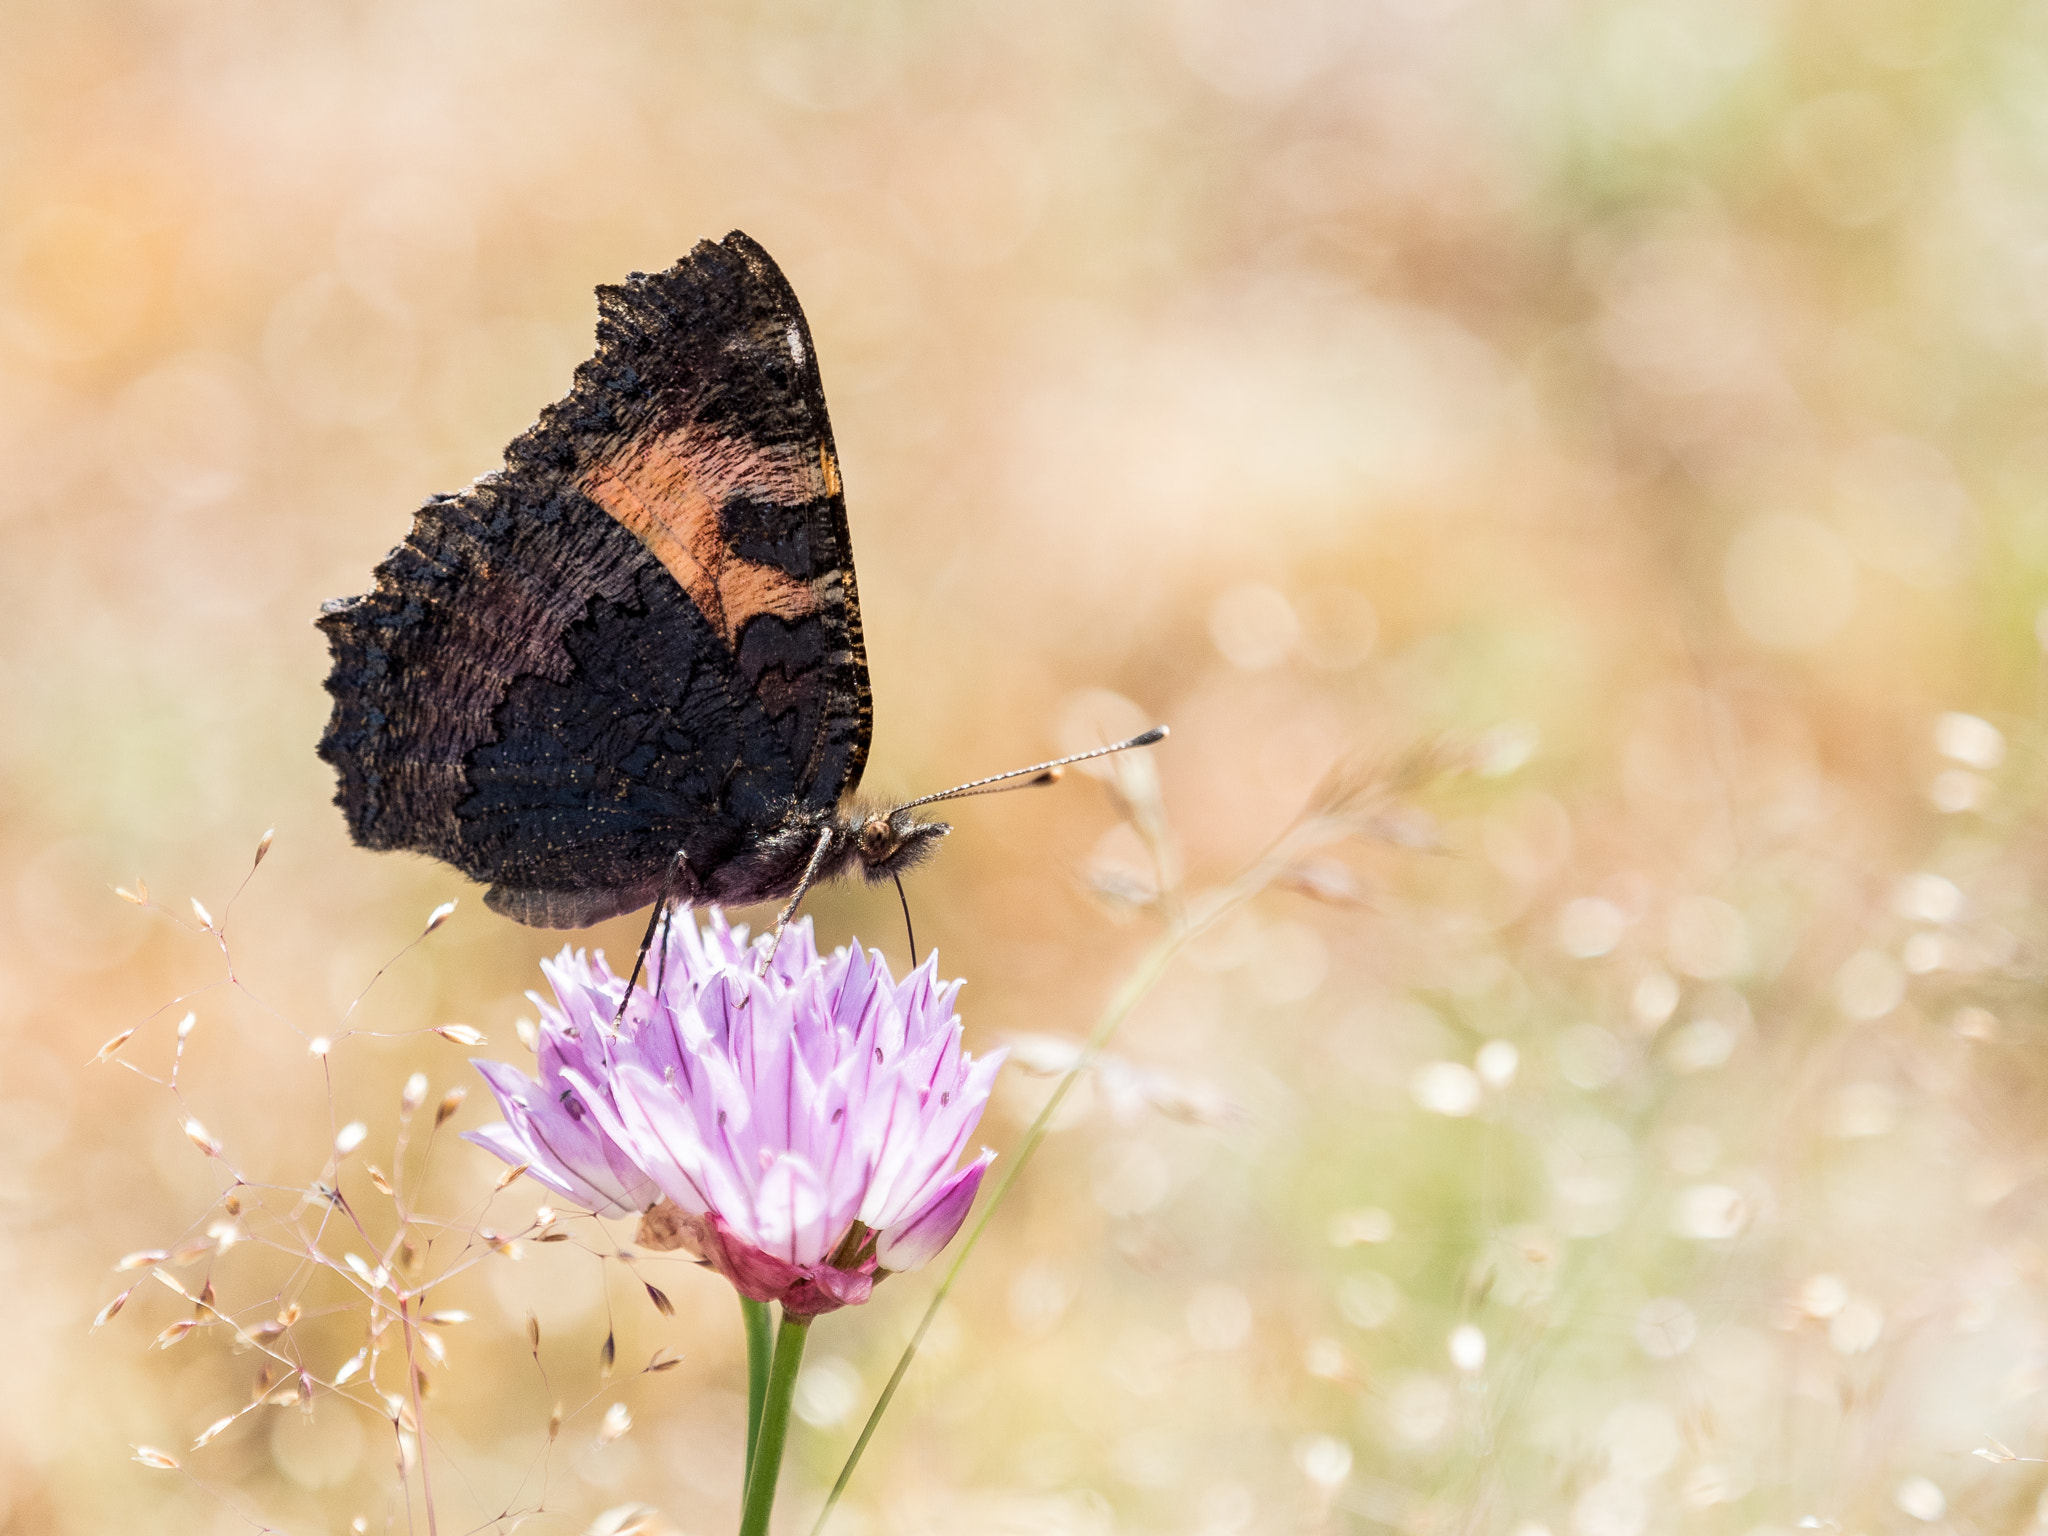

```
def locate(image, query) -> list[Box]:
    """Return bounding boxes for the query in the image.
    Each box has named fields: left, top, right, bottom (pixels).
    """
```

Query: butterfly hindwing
left=316, top=232, right=872, bottom=927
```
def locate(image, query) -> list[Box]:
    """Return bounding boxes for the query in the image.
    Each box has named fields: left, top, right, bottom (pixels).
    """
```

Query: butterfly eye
left=858, top=819, right=892, bottom=860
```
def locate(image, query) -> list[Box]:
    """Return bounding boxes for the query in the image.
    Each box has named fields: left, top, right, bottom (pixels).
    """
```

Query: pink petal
left=874, top=1150, right=994, bottom=1273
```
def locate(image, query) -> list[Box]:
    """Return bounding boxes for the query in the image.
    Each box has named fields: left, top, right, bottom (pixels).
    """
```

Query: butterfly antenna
left=757, top=827, right=837, bottom=977
left=892, top=872, right=919, bottom=969
left=891, top=727, right=1169, bottom=812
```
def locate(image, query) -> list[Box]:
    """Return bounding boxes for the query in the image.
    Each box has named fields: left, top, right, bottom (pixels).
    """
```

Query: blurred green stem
left=741, top=1296, right=773, bottom=1490
left=805, top=766, right=1357, bottom=1535
left=737, top=1310, right=809, bottom=1536
left=803, top=927, right=1187, bottom=1536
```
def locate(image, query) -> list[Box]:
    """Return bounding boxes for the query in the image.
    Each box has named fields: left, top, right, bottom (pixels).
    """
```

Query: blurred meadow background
left=9, top=0, right=2048, bottom=1532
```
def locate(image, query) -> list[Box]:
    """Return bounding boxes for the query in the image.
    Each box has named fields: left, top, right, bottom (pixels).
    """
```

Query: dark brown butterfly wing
left=316, top=232, right=872, bottom=926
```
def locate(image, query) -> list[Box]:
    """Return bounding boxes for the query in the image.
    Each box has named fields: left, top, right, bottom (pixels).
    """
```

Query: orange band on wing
left=579, top=427, right=823, bottom=645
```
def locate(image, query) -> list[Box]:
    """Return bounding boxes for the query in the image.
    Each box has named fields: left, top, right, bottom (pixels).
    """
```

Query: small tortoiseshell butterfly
left=317, top=231, right=1161, bottom=943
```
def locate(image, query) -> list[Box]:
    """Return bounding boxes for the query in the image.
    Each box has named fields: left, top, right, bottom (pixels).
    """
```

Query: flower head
left=466, top=911, right=1003, bottom=1316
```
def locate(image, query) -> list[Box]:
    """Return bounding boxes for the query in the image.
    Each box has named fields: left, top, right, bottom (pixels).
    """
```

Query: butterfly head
left=848, top=807, right=951, bottom=883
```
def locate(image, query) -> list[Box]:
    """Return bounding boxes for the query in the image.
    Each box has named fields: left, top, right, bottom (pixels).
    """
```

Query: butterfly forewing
left=316, top=232, right=873, bottom=928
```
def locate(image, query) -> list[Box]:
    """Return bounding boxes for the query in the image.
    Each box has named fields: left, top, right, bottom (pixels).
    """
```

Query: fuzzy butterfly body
left=316, top=232, right=944, bottom=929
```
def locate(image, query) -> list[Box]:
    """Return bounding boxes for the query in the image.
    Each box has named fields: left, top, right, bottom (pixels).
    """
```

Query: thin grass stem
left=803, top=926, right=1188, bottom=1535
left=398, top=1294, right=438, bottom=1536
left=804, top=762, right=1398, bottom=1534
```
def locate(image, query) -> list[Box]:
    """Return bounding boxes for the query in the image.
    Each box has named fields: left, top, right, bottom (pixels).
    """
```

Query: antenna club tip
left=1133, top=725, right=1168, bottom=746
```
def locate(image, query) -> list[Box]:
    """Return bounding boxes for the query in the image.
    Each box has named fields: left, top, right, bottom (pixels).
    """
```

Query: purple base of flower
left=638, top=1199, right=877, bottom=1317
left=705, top=1212, right=879, bottom=1317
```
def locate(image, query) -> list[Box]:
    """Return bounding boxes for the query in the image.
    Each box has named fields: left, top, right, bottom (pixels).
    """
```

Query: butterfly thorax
left=684, top=802, right=949, bottom=911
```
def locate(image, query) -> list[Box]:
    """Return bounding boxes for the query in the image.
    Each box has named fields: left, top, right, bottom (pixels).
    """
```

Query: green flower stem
left=741, top=1297, right=774, bottom=1490
left=737, top=1310, right=810, bottom=1536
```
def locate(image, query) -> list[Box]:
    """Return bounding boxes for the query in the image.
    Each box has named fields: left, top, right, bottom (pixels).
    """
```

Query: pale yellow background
left=3, top=2, right=2047, bottom=1533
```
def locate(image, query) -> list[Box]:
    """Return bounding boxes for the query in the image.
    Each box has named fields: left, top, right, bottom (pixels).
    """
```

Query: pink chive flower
left=465, top=911, right=1003, bottom=1317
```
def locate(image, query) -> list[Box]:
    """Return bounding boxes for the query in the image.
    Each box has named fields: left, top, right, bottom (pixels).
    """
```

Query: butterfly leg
left=616, top=850, right=693, bottom=1024
left=652, top=885, right=682, bottom=1002
left=756, top=828, right=837, bottom=976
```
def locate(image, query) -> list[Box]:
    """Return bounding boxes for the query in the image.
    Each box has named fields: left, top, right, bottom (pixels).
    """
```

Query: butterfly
left=317, top=231, right=1161, bottom=948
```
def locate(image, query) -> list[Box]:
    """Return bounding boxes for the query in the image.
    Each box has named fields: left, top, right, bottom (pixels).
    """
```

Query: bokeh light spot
left=1633, top=1299, right=1697, bottom=1359
left=1559, top=897, right=1626, bottom=959
left=1723, top=515, right=1857, bottom=650
left=1208, top=583, right=1300, bottom=671
left=1448, top=1323, right=1486, bottom=1373
left=1665, top=896, right=1750, bottom=980
left=1294, top=1433, right=1353, bottom=1488
left=1186, top=1283, right=1253, bottom=1351
left=793, top=1355, right=862, bottom=1429
left=1672, top=1183, right=1748, bottom=1240
left=1411, top=1061, right=1482, bottom=1117
left=1894, top=1477, right=1946, bottom=1522
left=1092, top=1139, right=1171, bottom=1217
left=1557, top=1024, right=1625, bottom=1090
left=1934, top=711, right=2004, bottom=769
left=1336, top=1271, right=1401, bottom=1330
left=1835, top=949, right=1905, bottom=1021
left=1475, top=1039, right=1520, bottom=1088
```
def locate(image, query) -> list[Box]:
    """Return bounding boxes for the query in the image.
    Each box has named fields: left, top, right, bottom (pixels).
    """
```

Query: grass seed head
left=90, top=1026, right=136, bottom=1064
